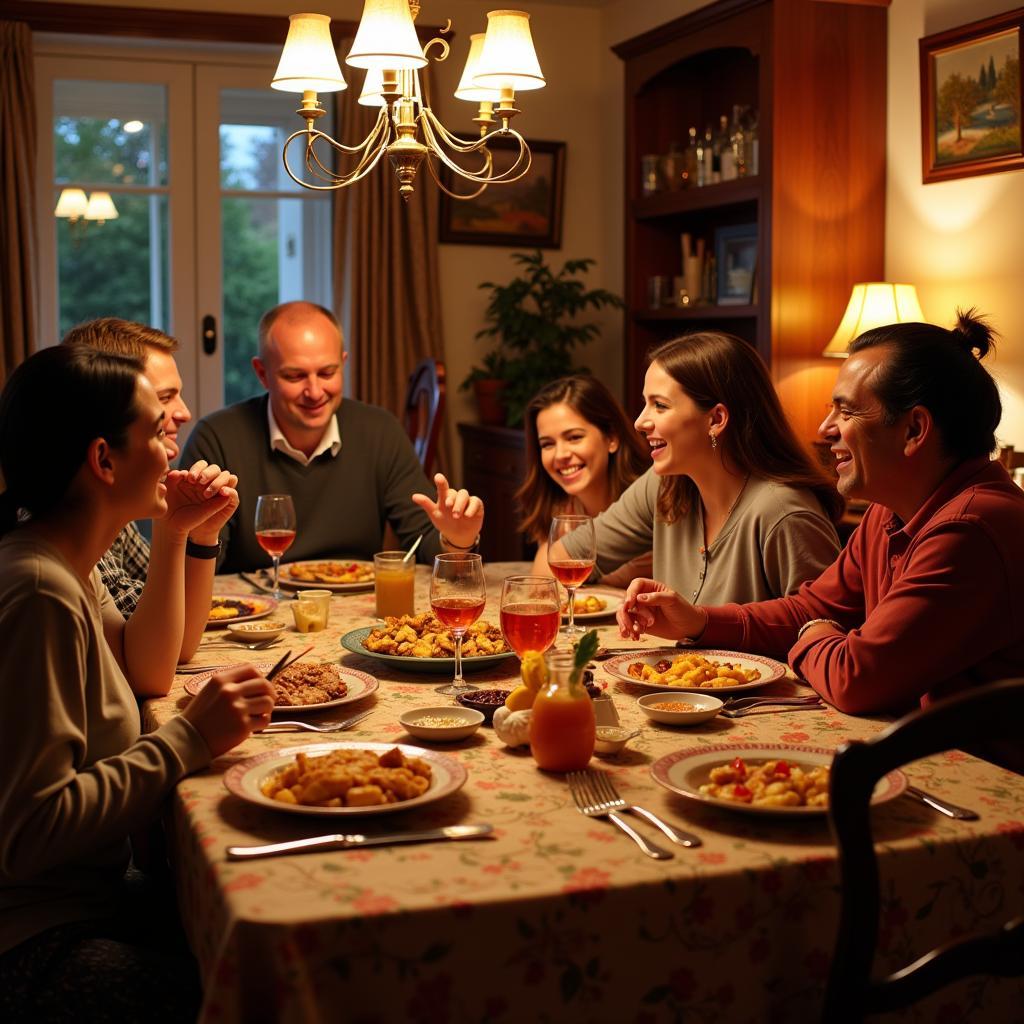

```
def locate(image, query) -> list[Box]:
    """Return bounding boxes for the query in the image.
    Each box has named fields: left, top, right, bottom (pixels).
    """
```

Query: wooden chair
left=823, top=679, right=1024, bottom=1022
left=403, top=357, right=446, bottom=476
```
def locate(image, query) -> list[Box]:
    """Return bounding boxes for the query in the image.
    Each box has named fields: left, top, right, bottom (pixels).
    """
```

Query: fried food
left=261, top=747, right=432, bottom=807
left=272, top=662, right=348, bottom=706
left=285, top=561, right=374, bottom=585
left=699, top=757, right=829, bottom=808
left=363, top=612, right=508, bottom=658
left=560, top=594, right=608, bottom=615
left=208, top=596, right=260, bottom=620
left=626, top=652, right=760, bottom=688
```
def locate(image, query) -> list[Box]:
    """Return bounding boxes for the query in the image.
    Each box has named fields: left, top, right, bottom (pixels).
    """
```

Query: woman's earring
left=709, top=431, right=717, bottom=450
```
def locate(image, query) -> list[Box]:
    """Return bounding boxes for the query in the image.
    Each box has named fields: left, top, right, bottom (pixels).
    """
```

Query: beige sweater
left=564, top=469, right=840, bottom=603
left=0, top=532, right=210, bottom=955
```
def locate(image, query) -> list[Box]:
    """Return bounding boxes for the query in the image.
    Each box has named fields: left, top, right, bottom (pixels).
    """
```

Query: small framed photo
left=920, top=10, right=1023, bottom=184
left=715, top=223, right=757, bottom=306
left=438, top=137, right=566, bottom=248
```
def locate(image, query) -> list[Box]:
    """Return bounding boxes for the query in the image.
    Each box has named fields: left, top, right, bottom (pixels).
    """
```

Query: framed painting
left=438, top=137, right=565, bottom=248
left=714, top=223, right=757, bottom=306
left=920, top=8, right=1023, bottom=184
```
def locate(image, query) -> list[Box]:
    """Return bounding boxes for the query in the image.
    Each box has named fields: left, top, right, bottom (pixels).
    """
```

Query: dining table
left=144, top=562, right=1024, bottom=1024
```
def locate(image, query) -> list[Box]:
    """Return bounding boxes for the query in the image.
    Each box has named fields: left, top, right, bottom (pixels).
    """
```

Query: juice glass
left=374, top=551, right=416, bottom=618
left=500, top=576, right=560, bottom=658
left=530, top=650, right=596, bottom=772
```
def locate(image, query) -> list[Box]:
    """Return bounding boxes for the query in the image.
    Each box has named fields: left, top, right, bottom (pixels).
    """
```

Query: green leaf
left=573, top=631, right=599, bottom=677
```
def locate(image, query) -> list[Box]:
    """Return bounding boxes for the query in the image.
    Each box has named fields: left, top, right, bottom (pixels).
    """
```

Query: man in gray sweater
left=182, top=301, right=482, bottom=574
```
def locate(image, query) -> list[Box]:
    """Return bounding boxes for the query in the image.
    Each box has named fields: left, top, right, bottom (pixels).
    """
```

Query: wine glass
left=430, top=553, right=486, bottom=696
left=499, top=575, right=560, bottom=660
left=254, top=494, right=296, bottom=600
left=547, top=514, right=597, bottom=636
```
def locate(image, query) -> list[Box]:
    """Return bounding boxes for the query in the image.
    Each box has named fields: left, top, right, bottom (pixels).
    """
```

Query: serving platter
left=340, top=626, right=515, bottom=676
left=206, top=594, right=277, bottom=629
left=603, top=648, right=785, bottom=695
left=651, top=743, right=907, bottom=817
left=224, top=741, right=467, bottom=816
left=278, top=560, right=375, bottom=592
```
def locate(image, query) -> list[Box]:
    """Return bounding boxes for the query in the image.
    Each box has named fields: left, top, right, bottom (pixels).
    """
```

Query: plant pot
left=473, top=378, right=508, bottom=426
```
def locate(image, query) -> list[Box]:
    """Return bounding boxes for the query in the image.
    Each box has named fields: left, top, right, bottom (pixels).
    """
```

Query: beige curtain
left=0, top=22, right=37, bottom=383
left=333, top=58, right=450, bottom=475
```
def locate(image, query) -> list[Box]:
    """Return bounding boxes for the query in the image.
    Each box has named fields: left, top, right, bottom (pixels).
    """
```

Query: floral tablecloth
left=144, top=564, right=1024, bottom=1024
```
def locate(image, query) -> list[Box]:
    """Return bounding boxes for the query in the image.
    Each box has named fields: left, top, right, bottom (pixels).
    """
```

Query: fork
left=723, top=695, right=821, bottom=710
left=259, top=710, right=373, bottom=734
left=587, top=771, right=701, bottom=848
left=567, top=771, right=673, bottom=860
left=721, top=702, right=824, bottom=719
left=201, top=636, right=282, bottom=652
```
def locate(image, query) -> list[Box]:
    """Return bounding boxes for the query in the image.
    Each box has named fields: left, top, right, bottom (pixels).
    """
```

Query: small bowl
left=455, top=689, right=512, bottom=724
left=399, top=706, right=484, bottom=742
left=226, top=620, right=287, bottom=642
left=593, top=725, right=640, bottom=757
left=638, top=692, right=723, bottom=726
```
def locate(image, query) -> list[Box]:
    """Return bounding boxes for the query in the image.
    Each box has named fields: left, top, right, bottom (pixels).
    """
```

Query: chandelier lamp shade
left=271, top=3, right=545, bottom=201
left=823, top=283, right=926, bottom=358
left=54, top=188, right=119, bottom=226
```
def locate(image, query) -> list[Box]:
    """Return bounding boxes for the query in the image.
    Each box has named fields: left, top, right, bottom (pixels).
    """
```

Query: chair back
left=404, top=358, right=445, bottom=475
left=823, top=679, right=1024, bottom=1022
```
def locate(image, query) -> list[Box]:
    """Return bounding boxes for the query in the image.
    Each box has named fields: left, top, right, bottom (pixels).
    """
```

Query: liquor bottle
left=661, top=141, right=685, bottom=192
left=702, top=126, right=715, bottom=185
left=684, top=126, right=700, bottom=188
left=731, top=105, right=747, bottom=178
left=746, top=109, right=760, bottom=176
left=717, top=115, right=736, bottom=181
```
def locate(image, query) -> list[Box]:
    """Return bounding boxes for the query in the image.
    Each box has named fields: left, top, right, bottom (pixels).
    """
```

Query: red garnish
left=774, top=760, right=791, bottom=778
left=731, top=784, right=753, bottom=802
left=731, top=756, right=748, bottom=779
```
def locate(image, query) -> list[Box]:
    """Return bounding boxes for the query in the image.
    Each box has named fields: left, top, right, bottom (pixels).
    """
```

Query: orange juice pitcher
left=530, top=650, right=595, bottom=772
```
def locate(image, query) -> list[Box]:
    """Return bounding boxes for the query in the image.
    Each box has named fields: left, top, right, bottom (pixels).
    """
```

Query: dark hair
left=848, top=308, right=1001, bottom=461
left=0, top=346, right=144, bottom=536
left=516, top=374, right=651, bottom=542
left=649, top=332, right=843, bottom=523
left=62, top=317, right=179, bottom=357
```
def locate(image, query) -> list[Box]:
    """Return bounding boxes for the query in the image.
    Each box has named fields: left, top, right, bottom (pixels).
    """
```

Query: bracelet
left=796, top=618, right=844, bottom=641
left=185, top=538, right=221, bottom=560
left=439, top=532, right=480, bottom=552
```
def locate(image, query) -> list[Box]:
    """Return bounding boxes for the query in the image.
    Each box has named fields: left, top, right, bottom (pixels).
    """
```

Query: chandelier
left=271, top=1, right=545, bottom=201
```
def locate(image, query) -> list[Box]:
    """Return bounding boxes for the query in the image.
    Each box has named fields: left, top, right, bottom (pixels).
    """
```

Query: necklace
left=693, top=475, right=750, bottom=601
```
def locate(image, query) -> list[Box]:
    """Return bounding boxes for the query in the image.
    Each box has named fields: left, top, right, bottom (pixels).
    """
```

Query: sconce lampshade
left=84, top=191, right=119, bottom=223
left=54, top=188, right=89, bottom=220
left=358, top=66, right=386, bottom=106
left=346, top=0, right=426, bottom=72
left=272, top=13, right=347, bottom=93
left=455, top=33, right=501, bottom=103
left=823, top=282, right=925, bottom=358
left=474, top=10, right=545, bottom=92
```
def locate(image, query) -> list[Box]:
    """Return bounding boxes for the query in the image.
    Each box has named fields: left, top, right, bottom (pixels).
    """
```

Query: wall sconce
left=54, top=188, right=120, bottom=228
left=823, top=283, right=925, bottom=358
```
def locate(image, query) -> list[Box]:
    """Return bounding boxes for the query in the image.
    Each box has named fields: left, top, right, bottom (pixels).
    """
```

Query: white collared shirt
left=266, top=403, right=341, bottom=466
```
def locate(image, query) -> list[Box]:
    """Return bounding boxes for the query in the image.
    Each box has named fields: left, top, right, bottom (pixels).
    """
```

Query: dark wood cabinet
left=458, top=422, right=535, bottom=563
left=613, top=0, right=887, bottom=441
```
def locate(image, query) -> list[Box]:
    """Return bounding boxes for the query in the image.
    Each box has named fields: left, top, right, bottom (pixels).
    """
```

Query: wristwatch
left=186, top=538, right=221, bottom=560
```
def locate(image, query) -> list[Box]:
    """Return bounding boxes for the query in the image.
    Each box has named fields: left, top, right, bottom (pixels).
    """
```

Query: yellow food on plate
left=699, top=757, right=829, bottom=808
left=560, top=595, right=608, bottom=615
left=208, top=597, right=260, bottom=620
left=261, top=747, right=432, bottom=807
left=364, top=613, right=508, bottom=658
left=626, top=652, right=760, bottom=688
left=285, top=561, right=374, bottom=584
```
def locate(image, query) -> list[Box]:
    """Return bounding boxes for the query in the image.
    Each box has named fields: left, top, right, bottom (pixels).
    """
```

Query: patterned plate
left=603, top=648, right=785, bottom=695
left=651, top=743, right=907, bottom=817
left=224, top=741, right=467, bottom=817
left=206, top=594, right=277, bottom=629
left=340, top=626, right=516, bottom=676
left=278, top=560, right=375, bottom=592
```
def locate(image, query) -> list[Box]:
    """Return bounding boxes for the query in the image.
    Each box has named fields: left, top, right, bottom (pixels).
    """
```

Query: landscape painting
left=921, top=12, right=1023, bottom=183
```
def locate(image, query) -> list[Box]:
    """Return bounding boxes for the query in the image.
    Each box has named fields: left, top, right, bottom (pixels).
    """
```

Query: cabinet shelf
left=633, top=304, right=758, bottom=322
left=632, top=178, right=761, bottom=220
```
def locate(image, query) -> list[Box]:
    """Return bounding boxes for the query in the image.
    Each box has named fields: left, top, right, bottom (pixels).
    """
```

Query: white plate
left=278, top=560, right=375, bottom=592
left=651, top=743, right=907, bottom=817
left=560, top=589, right=623, bottom=621
left=604, top=648, right=785, bottom=695
left=206, top=594, right=277, bottom=629
left=184, top=661, right=379, bottom=712
left=224, top=741, right=467, bottom=816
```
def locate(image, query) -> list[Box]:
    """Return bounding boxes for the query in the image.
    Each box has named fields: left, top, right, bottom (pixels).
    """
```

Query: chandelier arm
left=419, top=115, right=492, bottom=177
left=281, top=118, right=391, bottom=192
left=421, top=35, right=450, bottom=63
left=421, top=110, right=494, bottom=154
left=420, top=110, right=533, bottom=185
left=424, top=155, right=489, bottom=200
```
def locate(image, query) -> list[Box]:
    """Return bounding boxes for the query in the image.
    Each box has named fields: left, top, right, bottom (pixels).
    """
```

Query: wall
left=887, top=0, right=1024, bottom=447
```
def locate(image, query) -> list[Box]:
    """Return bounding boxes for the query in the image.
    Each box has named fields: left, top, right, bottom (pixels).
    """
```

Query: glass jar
left=530, top=651, right=596, bottom=772
left=641, top=154, right=661, bottom=196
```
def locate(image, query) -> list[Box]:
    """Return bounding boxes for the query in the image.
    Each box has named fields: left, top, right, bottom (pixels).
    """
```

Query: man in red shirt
left=618, top=311, right=1024, bottom=725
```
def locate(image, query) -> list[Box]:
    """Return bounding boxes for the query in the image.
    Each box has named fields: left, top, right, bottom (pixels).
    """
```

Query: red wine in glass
left=548, top=559, right=594, bottom=588
left=500, top=602, right=560, bottom=658
left=548, top=514, right=597, bottom=636
left=256, top=529, right=296, bottom=558
left=254, top=494, right=296, bottom=599
left=432, top=596, right=486, bottom=630
left=430, top=553, right=486, bottom=696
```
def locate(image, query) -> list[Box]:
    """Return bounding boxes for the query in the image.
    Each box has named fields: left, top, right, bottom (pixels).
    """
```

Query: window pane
left=56, top=192, right=170, bottom=338
left=222, top=196, right=333, bottom=406
left=54, top=80, right=167, bottom=187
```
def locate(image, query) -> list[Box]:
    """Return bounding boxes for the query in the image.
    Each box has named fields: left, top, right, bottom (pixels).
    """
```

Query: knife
left=239, top=571, right=276, bottom=595
left=904, top=785, right=979, bottom=821
left=225, top=823, right=494, bottom=860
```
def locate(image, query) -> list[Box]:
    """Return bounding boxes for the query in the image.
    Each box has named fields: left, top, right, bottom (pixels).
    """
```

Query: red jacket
left=701, top=457, right=1024, bottom=715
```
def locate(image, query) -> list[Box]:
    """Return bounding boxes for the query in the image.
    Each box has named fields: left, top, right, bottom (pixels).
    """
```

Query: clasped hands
left=160, top=460, right=239, bottom=545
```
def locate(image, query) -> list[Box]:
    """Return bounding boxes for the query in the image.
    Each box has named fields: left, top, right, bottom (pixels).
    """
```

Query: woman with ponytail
left=0, top=346, right=275, bottom=1020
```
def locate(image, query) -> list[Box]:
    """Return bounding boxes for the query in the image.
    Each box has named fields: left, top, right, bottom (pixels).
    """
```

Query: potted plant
left=461, top=251, right=623, bottom=428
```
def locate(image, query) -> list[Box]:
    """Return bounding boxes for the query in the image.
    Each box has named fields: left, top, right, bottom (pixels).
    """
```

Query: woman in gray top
left=561, top=332, right=842, bottom=603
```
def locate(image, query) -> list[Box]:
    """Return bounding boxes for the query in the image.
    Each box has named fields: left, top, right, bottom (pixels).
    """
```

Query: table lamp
left=823, top=283, right=925, bottom=358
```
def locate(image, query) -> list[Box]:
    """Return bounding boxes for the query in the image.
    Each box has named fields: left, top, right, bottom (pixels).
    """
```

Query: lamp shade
left=474, top=10, right=545, bottom=92
left=346, top=0, right=426, bottom=71
left=84, top=191, right=119, bottom=223
left=455, top=33, right=501, bottom=103
left=54, top=188, right=88, bottom=220
left=823, top=282, right=925, bottom=358
left=272, top=13, right=347, bottom=93
left=358, top=66, right=386, bottom=107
